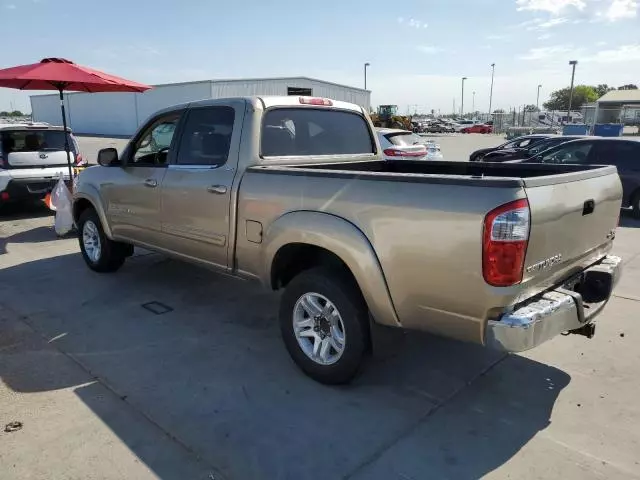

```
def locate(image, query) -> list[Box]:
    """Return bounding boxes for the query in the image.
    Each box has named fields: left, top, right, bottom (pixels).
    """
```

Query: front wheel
left=77, top=208, right=130, bottom=273
left=279, top=267, right=369, bottom=384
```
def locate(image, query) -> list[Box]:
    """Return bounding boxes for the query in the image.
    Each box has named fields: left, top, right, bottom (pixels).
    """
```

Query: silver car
left=376, top=128, right=443, bottom=161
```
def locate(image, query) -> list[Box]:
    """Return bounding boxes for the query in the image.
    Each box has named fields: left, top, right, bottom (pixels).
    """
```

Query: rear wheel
left=279, top=267, right=369, bottom=384
left=77, top=208, right=130, bottom=272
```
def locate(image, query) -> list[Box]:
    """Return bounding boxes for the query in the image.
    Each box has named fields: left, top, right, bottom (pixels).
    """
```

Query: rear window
left=385, top=132, right=423, bottom=146
left=1, top=130, right=76, bottom=154
left=261, top=108, right=374, bottom=157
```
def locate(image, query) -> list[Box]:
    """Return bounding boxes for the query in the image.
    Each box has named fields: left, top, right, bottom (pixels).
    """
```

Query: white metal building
left=30, top=77, right=371, bottom=137
left=593, top=89, right=640, bottom=125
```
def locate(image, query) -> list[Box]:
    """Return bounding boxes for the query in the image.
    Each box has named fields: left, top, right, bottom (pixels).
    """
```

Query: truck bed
left=251, top=160, right=618, bottom=188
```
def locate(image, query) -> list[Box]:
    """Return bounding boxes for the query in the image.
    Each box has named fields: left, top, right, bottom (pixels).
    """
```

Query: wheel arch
left=73, top=191, right=113, bottom=238
left=263, top=211, right=401, bottom=328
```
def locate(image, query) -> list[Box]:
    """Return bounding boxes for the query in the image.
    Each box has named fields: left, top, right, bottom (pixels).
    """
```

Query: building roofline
left=29, top=76, right=371, bottom=99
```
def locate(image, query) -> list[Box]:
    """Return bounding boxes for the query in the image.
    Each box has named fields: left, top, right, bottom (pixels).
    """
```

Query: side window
left=540, top=142, right=593, bottom=164
left=132, top=114, right=181, bottom=166
left=176, top=106, right=235, bottom=166
left=515, top=139, right=532, bottom=148
left=609, top=142, right=640, bottom=170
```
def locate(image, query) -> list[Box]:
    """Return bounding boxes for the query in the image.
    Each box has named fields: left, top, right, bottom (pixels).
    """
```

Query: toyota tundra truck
left=72, top=96, right=622, bottom=384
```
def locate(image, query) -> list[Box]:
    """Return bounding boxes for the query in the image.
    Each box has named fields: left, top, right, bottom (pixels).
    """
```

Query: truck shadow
left=0, top=252, right=570, bottom=480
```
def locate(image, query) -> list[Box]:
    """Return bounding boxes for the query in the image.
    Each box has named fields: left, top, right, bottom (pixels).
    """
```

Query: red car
left=461, top=124, right=493, bottom=134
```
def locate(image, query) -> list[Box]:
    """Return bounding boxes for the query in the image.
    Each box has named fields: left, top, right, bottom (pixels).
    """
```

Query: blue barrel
left=563, top=124, right=589, bottom=135
left=593, top=123, right=624, bottom=137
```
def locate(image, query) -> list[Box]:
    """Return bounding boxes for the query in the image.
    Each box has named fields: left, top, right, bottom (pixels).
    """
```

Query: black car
left=481, top=135, right=589, bottom=162
left=518, top=137, right=640, bottom=217
left=469, top=134, right=553, bottom=162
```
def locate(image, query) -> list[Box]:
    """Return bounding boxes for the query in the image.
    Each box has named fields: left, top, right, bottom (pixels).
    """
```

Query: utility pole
left=488, top=63, right=495, bottom=121
left=472, top=91, right=476, bottom=115
left=567, top=60, right=578, bottom=124
left=536, top=84, right=542, bottom=111
left=461, top=77, right=467, bottom=117
left=364, top=63, right=370, bottom=90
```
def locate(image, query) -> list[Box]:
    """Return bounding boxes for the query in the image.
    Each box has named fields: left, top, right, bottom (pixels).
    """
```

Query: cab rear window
left=261, top=108, right=374, bottom=157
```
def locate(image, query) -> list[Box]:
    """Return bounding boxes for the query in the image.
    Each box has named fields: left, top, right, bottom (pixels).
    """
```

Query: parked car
left=377, top=128, right=442, bottom=160
left=469, top=134, right=554, bottom=162
left=0, top=123, right=84, bottom=207
left=426, top=122, right=455, bottom=133
left=518, top=137, right=640, bottom=217
left=73, top=96, right=622, bottom=384
left=461, top=124, right=493, bottom=134
left=453, top=120, right=475, bottom=132
left=480, top=135, right=588, bottom=162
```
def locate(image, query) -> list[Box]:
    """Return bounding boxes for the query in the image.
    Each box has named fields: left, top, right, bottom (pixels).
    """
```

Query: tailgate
left=8, top=150, right=71, bottom=168
left=522, top=168, right=622, bottom=287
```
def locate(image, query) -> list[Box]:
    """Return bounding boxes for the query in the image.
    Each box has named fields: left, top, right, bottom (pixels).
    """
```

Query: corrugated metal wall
left=30, top=78, right=370, bottom=136
left=210, top=78, right=370, bottom=111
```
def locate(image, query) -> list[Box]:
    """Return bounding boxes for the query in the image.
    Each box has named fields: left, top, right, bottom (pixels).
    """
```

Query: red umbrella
left=0, top=58, right=151, bottom=181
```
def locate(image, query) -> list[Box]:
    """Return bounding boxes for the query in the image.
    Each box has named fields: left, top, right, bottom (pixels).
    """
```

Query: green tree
left=524, top=104, right=539, bottom=112
left=543, top=85, right=598, bottom=111
left=0, top=111, right=9, bottom=116
left=493, top=108, right=505, bottom=113
left=618, top=84, right=638, bottom=90
left=8, top=110, right=24, bottom=117
left=595, top=84, right=614, bottom=97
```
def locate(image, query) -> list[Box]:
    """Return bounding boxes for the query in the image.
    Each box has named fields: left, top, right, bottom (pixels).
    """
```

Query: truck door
left=159, top=101, right=243, bottom=269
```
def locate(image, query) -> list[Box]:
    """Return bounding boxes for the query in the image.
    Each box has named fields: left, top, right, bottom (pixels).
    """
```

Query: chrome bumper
left=485, top=255, right=622, bottom=352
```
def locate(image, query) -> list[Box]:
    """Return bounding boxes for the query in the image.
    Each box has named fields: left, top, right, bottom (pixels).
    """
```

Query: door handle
left=207, top=185, right=227, bottom=194
left=144, top=179, right=158, bottom=188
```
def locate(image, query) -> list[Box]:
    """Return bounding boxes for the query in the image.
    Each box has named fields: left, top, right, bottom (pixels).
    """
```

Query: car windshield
left=385, top=132, right=423, bottom=146
left=1, top=130, right=75, bottom=153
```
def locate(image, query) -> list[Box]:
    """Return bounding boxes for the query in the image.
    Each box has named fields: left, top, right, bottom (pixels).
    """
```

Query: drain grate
left=141, top=301, right=174, bottom=315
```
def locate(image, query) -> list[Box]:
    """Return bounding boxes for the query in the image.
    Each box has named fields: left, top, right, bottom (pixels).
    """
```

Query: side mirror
left=97, top=148, right=119, bottom=167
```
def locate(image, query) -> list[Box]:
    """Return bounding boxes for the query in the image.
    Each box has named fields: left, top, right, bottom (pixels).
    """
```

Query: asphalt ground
left=1, top=133, right=639, bottom=480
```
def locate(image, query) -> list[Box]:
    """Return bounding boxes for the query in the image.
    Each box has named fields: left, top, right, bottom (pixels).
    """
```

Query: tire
left=77, top=208, right=129, bottom=273
left=279, top=267, right=369, bottom=384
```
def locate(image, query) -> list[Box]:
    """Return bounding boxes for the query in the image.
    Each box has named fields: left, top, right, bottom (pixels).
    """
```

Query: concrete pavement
left=1, top=135, right=640, bottom=479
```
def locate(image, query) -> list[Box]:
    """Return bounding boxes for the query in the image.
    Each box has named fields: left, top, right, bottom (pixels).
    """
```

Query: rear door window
left=261, top=108, right=374, bottom=157
left=604, top=142, right=640, bottom=171
left=176, top=106, right=235, bottom=167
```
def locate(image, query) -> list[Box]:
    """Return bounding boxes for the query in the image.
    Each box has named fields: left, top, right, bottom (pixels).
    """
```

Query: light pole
left=536, top=84, right=542, bottom=111
left=488, top=63, right=495, bottom=122
left=461, top=77, right=467, bottom=117
left=472, top=91, right=476, bottom=115
left=567, top=60, right=578, bottom=124
left=364, top=63, right=370, bottom=90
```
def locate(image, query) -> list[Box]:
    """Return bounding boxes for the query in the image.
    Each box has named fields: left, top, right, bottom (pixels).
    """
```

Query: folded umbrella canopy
left=0, top=58, right=151, bottom=181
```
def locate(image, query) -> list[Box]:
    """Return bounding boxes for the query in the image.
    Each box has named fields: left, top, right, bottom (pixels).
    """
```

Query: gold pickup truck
left=72, top=96, right=622, bottom=384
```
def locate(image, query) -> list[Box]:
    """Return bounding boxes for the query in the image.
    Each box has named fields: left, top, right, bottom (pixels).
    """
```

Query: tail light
left=383, top=149, right=425, bottom=157
left=299, top=97, right=333, bottom=106
left=483, top=199, right=530, bottom=287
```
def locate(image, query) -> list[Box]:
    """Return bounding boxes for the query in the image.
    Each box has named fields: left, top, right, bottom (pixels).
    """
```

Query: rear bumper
left=0, top=176, right=68, bottom=202
left=485, top=255, right=622, bottom=352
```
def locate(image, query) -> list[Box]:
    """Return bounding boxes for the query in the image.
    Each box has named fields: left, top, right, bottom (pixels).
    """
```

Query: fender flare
left=262, top=211, right=401, bottom=328
left=73, top=188, right=113, bottom=239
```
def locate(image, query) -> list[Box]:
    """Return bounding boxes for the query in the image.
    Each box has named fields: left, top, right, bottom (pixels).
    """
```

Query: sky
left=1, top=0, right=639, bottom=114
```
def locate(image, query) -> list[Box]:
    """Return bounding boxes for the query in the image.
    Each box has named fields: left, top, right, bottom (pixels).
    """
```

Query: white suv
left=0, top=123, right=84, bottom=207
